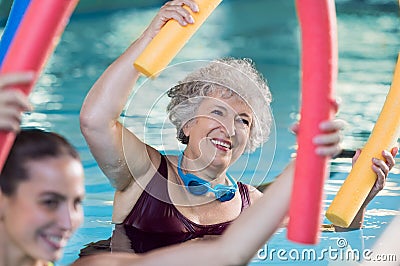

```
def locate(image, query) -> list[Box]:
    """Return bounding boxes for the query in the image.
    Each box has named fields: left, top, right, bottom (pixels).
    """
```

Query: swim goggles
left=177, top=153, right=238, bottom=202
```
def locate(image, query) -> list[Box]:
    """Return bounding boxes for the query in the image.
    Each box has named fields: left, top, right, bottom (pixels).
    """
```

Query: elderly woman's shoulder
left=247, top=183, right=264, bottom=203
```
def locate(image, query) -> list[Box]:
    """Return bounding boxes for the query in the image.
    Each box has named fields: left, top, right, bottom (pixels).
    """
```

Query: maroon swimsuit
left=117, top=154, right=252, bottom=253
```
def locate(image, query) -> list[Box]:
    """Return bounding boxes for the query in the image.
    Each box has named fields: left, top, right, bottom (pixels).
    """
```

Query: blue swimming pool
left=1, top=0, right=399, bottom=265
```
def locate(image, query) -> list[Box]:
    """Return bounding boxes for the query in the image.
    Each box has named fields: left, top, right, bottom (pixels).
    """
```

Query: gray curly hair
left=167, top=58, right=272, bottom=152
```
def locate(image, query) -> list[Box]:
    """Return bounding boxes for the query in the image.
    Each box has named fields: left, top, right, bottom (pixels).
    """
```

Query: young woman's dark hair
left=0, top=128, right=80, bottom=195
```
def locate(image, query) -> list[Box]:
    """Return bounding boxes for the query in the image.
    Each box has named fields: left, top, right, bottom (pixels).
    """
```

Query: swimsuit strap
left=238, top=182, right=251, bottom=210
left=158, top=154, right=168, bottom=180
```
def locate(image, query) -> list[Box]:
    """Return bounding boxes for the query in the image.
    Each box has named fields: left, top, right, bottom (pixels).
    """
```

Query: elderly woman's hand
left=353, top=147, right=399, bottom=206
left=0, top=72, right=33, bottom=132
left=144, top=0, right=199, bottom=39
left=291, top=119, right=345, bottom=158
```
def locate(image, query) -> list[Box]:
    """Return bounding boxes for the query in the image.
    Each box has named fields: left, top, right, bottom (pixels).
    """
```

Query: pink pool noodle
left=0, top=0, right=79, bottom=172
left=287, top=0, right=338, bottom=244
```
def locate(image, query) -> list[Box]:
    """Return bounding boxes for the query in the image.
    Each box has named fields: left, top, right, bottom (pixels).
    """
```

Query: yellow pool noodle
left=326, top=53, right=400, bottom=228
left=133, top=0, right=222, bottom=78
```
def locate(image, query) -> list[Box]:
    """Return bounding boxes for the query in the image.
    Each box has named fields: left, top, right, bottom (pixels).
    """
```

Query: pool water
left=1, top=0, right=399, bottom=265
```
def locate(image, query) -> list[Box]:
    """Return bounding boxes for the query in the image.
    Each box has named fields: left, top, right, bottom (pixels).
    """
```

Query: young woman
left=0, top=129, right=85, bottom=266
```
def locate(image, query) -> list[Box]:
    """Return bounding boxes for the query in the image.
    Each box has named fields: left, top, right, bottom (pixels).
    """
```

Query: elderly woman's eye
left=211, top=109, right=223, bottom=116
left=237, top=117, right=250, bottom=126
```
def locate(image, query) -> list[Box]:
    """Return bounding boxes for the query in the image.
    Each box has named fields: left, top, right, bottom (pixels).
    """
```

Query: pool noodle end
left=133, top=0, right=222, bottom=78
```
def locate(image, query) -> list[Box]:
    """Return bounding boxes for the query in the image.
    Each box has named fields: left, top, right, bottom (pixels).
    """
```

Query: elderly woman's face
left=183, top=91, right=253, bottom=169
left=0, top=156, right=85, bottom=262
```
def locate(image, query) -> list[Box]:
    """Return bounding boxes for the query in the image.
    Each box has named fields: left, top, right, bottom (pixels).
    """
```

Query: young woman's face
left=1, top=156, right=85, bottom=262
left=184, top=92, right=253, bottom=170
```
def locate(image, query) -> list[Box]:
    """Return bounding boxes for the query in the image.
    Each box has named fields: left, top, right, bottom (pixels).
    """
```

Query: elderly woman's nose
left=219, top=117, right=235, bottom=137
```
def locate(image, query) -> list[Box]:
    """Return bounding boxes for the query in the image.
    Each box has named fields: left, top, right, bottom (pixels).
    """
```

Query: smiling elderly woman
left=167, top=57, right=272, bottom=154
left=79, top=0, right=344, bottom=254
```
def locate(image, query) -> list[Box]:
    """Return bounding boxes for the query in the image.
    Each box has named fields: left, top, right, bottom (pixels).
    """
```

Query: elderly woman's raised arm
left=79, top=0, right=199, bottom=190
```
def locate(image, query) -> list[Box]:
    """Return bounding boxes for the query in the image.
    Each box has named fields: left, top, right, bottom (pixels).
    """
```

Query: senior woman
left=79, top=0, right=390, bottom=254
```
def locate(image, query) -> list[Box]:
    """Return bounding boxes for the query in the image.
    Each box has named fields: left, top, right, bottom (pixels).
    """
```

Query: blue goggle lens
left=187, top=181, right=235, bottom=202
left=215, top=188, right=236, bottom=202
left=187, top=180, right=209, bottom=195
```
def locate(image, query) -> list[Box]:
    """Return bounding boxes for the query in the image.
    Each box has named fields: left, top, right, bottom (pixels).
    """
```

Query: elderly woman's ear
left=182, top=120, right=196, bottom=138
left=178, top=129, right=189, bottom=144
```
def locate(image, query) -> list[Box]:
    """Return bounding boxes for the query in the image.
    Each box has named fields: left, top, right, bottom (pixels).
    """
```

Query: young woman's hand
left=0, top=72, right=34, bottom=132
